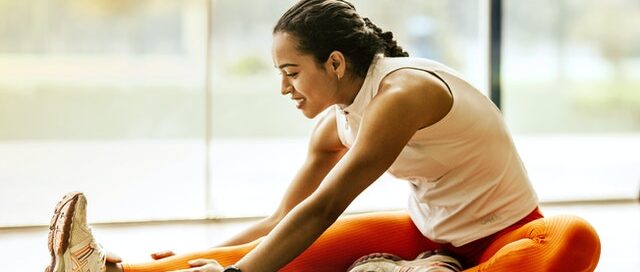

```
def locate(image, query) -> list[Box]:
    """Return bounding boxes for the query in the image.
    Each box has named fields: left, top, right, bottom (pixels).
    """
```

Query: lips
left=292, top=97, right=305, bottom=109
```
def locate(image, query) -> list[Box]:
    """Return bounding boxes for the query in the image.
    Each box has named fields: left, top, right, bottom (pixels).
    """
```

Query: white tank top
left=334, top=55, right=538, bottom=246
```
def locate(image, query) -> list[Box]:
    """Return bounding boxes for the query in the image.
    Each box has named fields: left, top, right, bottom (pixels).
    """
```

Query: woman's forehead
left=272, top=32, right=309, bottom=67
left=272, top=33, right=298, bottom=56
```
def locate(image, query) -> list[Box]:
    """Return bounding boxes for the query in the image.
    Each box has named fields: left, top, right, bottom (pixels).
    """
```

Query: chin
left=301, top=110, right=317, bottom=119
left=301, top=108, right=322, bottom=119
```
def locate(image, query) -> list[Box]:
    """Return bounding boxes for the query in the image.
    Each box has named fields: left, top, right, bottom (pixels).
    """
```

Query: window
left=1, top=0, right=485, bottom=225
left=0, top=0, right=208, bottom=225
left=504, top=0, right=640, bottom=201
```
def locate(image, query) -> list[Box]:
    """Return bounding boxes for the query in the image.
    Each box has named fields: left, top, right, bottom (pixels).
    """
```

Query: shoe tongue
left=69, top=223, right=95, bottom=247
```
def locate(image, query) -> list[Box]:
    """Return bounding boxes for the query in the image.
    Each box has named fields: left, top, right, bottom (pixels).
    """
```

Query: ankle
left=106, top=262, right=123, bottom=272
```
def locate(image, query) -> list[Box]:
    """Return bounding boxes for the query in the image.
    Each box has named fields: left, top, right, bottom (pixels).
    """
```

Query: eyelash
left=281, top=72, right=298, bottom=78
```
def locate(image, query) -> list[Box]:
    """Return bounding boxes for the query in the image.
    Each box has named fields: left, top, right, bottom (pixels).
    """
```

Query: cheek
left=293, top=78, right=313, bottom=96
left=303, top=76, right=328, bottom=97
left=297, top=72, right=331, bottom=102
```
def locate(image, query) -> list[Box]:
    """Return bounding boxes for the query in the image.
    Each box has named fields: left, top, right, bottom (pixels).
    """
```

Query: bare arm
left=217, top=110, right=347, bottom=247
left=234, top=69, right=452, bottom=271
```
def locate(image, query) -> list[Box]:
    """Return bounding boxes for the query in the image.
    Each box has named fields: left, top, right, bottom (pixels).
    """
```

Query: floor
left=0, top=202, right=637, bottom=271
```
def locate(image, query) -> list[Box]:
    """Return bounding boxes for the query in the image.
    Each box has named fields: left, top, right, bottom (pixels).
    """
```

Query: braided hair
left=273, top=0, right=409, bottom=78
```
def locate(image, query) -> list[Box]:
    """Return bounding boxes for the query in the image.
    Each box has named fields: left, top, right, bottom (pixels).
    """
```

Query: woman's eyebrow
left=276, top=63, right=299, bottom=69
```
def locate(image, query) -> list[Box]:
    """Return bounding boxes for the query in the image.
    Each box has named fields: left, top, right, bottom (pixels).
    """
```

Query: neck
left=336, top=74, right=365, bottom=108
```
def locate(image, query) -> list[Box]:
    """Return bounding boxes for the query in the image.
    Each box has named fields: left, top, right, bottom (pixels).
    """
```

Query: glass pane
left=0, top=0, right=208, bottom=226
left=209, top=0, right=483, bottom=217
left=504, top=0, right=640, bottom=201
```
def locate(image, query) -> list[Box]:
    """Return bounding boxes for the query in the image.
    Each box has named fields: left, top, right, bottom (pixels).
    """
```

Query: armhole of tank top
left=375, top=67, right=456, bottom=133
left=333, top=106, right=349, bottom=147
left=425, top=70, right=453, bottom=96
left=376, top=67, right=453, bottom=97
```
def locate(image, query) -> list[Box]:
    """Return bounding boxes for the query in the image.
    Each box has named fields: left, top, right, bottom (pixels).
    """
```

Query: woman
left=45, top=1, right=600, bottom=272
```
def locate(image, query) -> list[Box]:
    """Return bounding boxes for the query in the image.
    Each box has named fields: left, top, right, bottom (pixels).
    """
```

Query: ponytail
left=363, top=17, right=409, bottom=57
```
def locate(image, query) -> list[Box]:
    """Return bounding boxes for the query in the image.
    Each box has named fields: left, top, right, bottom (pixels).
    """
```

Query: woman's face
left=272, top=32, right=340, bottom=118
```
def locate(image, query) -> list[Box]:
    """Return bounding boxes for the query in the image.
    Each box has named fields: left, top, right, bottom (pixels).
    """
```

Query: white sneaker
left=45, top=192, right=107, bottom=272
left=348, top=251, right=463, bottom=272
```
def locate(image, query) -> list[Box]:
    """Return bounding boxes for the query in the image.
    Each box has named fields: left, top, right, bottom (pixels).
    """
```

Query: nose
left=280, top=75, right=291, bottom=95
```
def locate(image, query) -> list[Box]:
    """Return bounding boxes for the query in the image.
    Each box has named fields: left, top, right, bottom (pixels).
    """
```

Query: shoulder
left=378, top=68, right=449, bottom=97
left=308, top=109, right=346, bottom=154
left=369, top=68, right=453, bottom=129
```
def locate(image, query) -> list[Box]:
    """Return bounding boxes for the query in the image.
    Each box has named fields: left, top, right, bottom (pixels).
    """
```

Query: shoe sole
left=45, top=191, right=83, bottom=272
left=349, top=251, right=463, bottom=272
left=348, top=253, right=403, bottom=271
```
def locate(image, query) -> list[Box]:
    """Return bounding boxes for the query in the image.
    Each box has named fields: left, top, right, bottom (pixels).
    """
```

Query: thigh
left=123, top=211, right=439, bottom=272
left=282, top=210, right=441, bottom=272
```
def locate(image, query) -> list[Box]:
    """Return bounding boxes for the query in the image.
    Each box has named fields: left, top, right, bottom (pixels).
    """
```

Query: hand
left=168, top=259, right=224, bottom=272
left=106, top=251, right=122, bottom=263
left=151, top=250, right=176, bottom=260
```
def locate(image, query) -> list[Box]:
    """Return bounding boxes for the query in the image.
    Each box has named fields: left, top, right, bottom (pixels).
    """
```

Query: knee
left=545, top=215, right=601, bottom=271
left=471, top=216, right=601, bottom=272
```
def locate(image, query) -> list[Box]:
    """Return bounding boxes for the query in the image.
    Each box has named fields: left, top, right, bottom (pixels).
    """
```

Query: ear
left=326, top=51, right=346, bottom=80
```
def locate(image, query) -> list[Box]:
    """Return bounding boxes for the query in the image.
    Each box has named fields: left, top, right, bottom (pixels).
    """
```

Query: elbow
left=276, top=193, right=347, bottom=232
left=323, top=200, right=344, bottom=223
left=308, top=193, right=346, bottom=226
left=267, top=210, right=286, bottom=228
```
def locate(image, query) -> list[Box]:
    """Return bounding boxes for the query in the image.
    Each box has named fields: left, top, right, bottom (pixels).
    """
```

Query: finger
left=106, top=251, right=122, bottom=263
left=151, top=250, right=174, bottom=258
left=151, top=250, right=175, bottom=260
left=188, top=259, right=219, bottom=267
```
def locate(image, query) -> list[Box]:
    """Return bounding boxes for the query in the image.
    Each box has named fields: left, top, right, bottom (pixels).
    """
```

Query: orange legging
left=121, top=209, right=600, bottom=272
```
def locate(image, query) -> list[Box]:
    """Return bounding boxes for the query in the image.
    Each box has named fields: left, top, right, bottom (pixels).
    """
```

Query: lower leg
left=106, top=263, right=123, bottom=272
left=121, top=240, right=259, bottom=272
